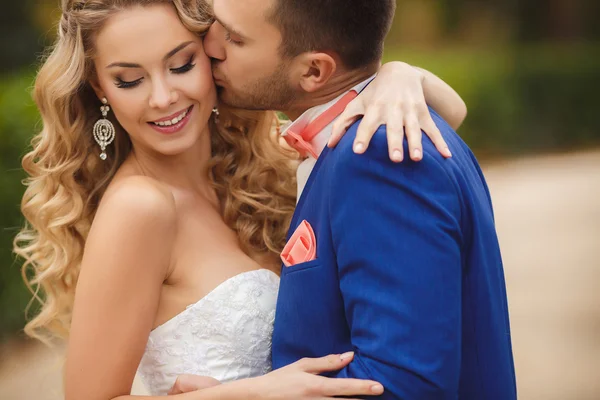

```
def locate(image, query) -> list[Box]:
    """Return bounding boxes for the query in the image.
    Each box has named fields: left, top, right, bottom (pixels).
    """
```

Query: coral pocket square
left=281, top=220, right=317, bottom=267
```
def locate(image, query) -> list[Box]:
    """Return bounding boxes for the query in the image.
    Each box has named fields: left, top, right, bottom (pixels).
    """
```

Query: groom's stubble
left=213, top=60, right=297, bottom=112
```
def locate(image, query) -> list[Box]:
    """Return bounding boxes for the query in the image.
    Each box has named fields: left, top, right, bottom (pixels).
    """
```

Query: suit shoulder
left=332, top=107, right=465, bottom=173
left=332, top=119, right=451, bottom=173
left=329, top=118, right=463, bottom=212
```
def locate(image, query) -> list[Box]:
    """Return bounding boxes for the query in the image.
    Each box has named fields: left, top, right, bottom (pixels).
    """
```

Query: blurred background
left=0, top=0, right=599, bottom=399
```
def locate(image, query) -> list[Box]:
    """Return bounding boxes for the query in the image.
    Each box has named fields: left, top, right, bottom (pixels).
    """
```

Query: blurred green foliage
left=386, top=43, right=600, bottom=156
left=0, top=71, right=39, bottom=339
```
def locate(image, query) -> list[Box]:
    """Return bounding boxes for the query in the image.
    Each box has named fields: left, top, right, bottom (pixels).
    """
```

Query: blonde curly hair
left=14, top=0, right=297, bottom=344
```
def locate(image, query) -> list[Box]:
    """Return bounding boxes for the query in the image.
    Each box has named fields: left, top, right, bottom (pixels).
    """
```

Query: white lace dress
left=134, top=269, right=280, bottom=395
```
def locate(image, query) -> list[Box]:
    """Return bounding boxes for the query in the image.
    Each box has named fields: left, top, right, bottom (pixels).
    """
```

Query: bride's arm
left=119, top=353, right=382, bottom=400
left=412, top=65, right=467, bottom=130
left=330, top=61, right=467, bottom=162
left=64, top=177, right=176, bottom=400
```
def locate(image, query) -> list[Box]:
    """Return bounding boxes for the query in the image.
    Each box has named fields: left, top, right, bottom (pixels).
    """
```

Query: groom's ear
left=293, top=52, right=337, bottom=93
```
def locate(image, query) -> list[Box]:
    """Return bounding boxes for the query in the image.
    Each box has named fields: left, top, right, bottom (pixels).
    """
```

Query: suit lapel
left=288, top=145, right=332, bottom=236
left=287, top=78, right=374, bottom=237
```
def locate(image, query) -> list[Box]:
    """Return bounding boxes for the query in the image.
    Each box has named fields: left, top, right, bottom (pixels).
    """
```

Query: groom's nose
left=204, top=23, right=226, bottom=61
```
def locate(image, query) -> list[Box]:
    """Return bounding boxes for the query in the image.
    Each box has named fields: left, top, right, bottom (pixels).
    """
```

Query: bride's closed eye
left=113, top=55, right=197, bottom=89
left=170, top=54, right=196, bottom=74
left=116, top=76, right=143, bottom=89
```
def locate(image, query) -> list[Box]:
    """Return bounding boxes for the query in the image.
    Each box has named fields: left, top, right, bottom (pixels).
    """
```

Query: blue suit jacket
left=272, top=109, right=517, bottom=399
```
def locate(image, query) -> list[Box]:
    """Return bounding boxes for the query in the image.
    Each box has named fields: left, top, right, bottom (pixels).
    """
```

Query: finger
left=384, top=110, right=405, bottom=163
left=404, top=114, right=423, bottom=161
left=316, top=376, right=385, bottom=398
left=329, top=101, right=365, bottom=147
left=420, top=116, right=451, bottom=158
left=297, top=352, right=354, bottom=374
left=168, top=376, right=185, bottom=395
left=168, top=375, right=221, bottom=395
left=353, top=110, right=383, bottom=154
left=168, top=383, right=182, bottom=395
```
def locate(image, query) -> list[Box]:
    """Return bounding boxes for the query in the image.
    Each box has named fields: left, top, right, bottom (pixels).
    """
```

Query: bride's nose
left=149, top=76, right=178, bottom=109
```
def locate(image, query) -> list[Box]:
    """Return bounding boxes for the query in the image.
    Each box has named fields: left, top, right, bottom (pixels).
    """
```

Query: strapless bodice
left=135, top=269, right=280, bottom=395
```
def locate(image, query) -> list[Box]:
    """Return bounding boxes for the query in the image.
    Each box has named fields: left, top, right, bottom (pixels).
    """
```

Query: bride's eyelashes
left=171, top=55, right=196, bottom=74
left=116, top=77, right=143, bottom=89
left=113, top=55, right=197, bottom=89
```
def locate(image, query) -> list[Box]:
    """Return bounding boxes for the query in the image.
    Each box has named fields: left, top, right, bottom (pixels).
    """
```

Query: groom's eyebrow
left=214, top=16, right=247, bottom=40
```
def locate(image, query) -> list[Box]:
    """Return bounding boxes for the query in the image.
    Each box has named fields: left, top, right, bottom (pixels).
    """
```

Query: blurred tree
left=516, top=0, right=599, bottom=41
left=0, top=72, right=39, bottom=339
left=0, top=0, right=47, bottom=72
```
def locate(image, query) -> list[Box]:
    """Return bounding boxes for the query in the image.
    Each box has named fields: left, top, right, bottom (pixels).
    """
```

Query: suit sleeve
left=328, top=127, right=463, bottom=399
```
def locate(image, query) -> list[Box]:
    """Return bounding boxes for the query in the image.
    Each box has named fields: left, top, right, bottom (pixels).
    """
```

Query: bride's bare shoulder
left=97, top=175, right=177, bottom=227
left=81, top=174, right=177, bottom=283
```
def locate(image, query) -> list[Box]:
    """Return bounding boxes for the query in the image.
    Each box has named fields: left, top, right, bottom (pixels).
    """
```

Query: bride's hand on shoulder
left=329, top=61, right=467, bottom=162
left=169, top=352, right=383, bottom=399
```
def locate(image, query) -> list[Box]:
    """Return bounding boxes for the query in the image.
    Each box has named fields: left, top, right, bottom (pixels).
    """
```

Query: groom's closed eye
left=213, top=17, right=247, bottom=46
left=225, top=31, right=244, bottom=46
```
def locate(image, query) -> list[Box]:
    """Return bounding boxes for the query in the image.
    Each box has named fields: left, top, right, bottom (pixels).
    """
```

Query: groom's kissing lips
left=211, top=66, right=226, bottom=85
left=212, top=73, right=225, bottom=85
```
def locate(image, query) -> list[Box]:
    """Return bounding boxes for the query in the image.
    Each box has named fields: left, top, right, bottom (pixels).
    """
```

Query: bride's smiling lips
left=147, top=105, right=194, bottom=135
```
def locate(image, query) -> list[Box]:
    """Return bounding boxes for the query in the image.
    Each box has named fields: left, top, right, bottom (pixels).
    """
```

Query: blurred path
left=0, top=338, right=64, bottom=400
left=485, top=150, right=600, bottom=400
left=1, top=150, right=599, bottom=400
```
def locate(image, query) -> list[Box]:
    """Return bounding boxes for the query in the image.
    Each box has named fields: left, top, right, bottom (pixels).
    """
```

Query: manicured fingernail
left=371, top=384, right=384, bottom=394
left=340, top=351, right=354, bottom=360
left=412, top=149, right=422, bottom=160
left=328, top=134, right=339, bottom=147
left=354, top=142, right=365, bottom=153
left=392, top=150, right=403, bottom=162
left=444, top=147, right=452, bottom=157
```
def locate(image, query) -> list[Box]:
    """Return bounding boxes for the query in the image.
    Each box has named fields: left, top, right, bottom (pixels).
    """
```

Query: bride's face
left=91, top=3, right=216, bottom=157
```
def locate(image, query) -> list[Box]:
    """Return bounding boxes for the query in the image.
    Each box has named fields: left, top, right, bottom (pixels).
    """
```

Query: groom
left=201, top=0, right=517, bottom=398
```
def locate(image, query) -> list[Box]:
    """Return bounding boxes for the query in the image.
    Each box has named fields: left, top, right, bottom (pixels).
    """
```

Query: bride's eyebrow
left=106, top=41, right=195, bottom=69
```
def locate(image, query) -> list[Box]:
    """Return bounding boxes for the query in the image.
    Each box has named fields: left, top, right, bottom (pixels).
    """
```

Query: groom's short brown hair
left=268, top=0, right=396, bottom=69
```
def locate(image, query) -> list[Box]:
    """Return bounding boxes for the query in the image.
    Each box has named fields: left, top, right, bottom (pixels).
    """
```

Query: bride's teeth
left=153, top=108, right=188, bottom=127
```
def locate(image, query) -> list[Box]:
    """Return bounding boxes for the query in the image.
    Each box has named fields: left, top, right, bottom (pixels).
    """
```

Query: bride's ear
left=89, top=75, right=106, bottom=102
left=293, top=52, right=337, bottom=93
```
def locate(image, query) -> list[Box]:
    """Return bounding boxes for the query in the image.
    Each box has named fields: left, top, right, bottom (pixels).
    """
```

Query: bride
left=14, top=0, right=467, bottom=398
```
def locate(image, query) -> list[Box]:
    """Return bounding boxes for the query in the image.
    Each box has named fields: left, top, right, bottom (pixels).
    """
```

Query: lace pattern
left=136, top=269, right=280, bottom=395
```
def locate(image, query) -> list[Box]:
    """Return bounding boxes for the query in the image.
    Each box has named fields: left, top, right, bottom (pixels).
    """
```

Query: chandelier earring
left=93, top=97, right=116, bottom=160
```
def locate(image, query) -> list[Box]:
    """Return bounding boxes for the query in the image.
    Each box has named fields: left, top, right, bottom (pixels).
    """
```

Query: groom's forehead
left=212, top=0, right=276, bottom=30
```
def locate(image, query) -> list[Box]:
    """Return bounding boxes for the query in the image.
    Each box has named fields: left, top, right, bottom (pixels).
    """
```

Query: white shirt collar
left=281, top=74, right=376, bottom=159
left=282, top=75, right=376, bottom=200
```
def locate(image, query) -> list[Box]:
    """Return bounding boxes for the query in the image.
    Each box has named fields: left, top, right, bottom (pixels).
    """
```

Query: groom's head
left=204, top=0, right=395, bottom=112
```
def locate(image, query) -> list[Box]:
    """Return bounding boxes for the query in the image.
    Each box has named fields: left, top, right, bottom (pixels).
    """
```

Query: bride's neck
left=127, top=129, right=213, bottom=195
